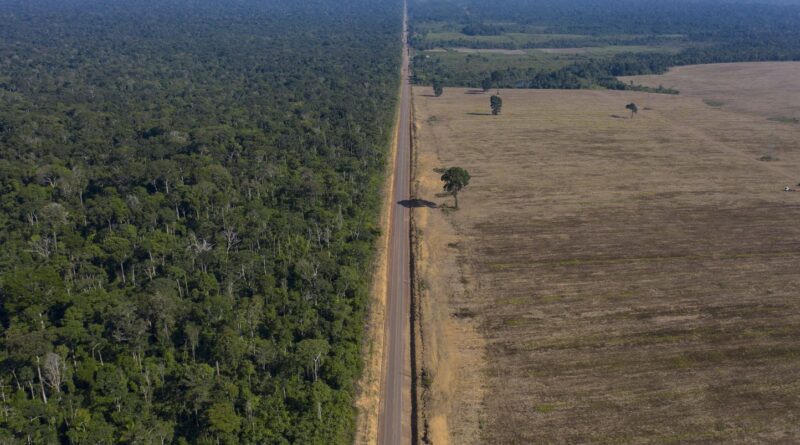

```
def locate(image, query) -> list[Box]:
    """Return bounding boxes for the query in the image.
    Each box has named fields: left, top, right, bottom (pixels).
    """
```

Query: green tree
left=626, top=102, right=639, bottom=118
left=440, top=167, right=471, bottom=209
left=432, top=79, right=443, bottom=97
left=296, top=339, right=330, bottom=382
left=490, top=95, right=503, bottom=115
left=481, top=77, right=492, bottom=92
left=206, top=402, right=241, bottom=441
left=39, top=202, right=69, bottom=253
left=102, top=234, right=132, bottom=284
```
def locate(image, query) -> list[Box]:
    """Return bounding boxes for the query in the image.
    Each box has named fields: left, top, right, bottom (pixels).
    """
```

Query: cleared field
left=451, top=48, right=527, bottom=55
left=621, top=62, right=800, bottom=121
left=412, top=65, right=800, bottom=444
left=423, top=31, right=592, bottom=47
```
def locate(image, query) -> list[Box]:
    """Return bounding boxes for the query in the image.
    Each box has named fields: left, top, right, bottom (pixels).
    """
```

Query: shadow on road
left=398, top=199, right=438, bottom=208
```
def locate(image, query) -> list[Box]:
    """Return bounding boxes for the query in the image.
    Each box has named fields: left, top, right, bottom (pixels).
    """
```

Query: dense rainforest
left=409, top=0, right=800, bottom=89
left=0, top=0, right=401, bottom=444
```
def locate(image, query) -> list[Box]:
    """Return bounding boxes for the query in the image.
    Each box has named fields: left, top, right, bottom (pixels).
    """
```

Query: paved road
left=378, top=3, right=411, bottom=445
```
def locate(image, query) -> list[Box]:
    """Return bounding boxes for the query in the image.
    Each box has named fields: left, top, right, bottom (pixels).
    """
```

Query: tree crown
left=490, top=95, right=503, bottom=115
left=441, top=167, right=471, bottom=194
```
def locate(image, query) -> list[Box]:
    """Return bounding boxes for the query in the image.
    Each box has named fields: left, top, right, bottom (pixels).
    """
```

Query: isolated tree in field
left=490, top=95, right=503, bottom=115
left=441, top=167, right=471, bottom=209
left=432, top=79, right=443, bottom=97
left=626, top=102, right=638, bottom=118
left=481, top=77, right=492, bottom=92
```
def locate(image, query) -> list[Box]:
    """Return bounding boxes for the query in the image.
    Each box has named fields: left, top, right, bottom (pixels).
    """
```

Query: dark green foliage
left=410, top=0, right=800, bottom=90
left=481, top=78, right=493, bottom=92
left=0, top=0, right=401, bottom=443
left=433, top=79, right=444, bottom=97
left=626, top=103, right=639, bottom=118
left=490, top=95, right=503, bottom=116
left=440, top=167, right=471, bottom=209
left=461, top=22, right=504, bottom=36
left=490, top=71, right=505, bottom=85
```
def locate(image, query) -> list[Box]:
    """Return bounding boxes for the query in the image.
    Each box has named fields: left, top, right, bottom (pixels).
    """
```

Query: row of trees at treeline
left=429, top=79, right=501, bottom=115
left=0, top=0, right=401, bottom=443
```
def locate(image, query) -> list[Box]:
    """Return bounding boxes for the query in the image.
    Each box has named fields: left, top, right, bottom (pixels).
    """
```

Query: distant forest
left=0, top=0, right=400, bottom=444
left=410, top=0, right=800, bottom=89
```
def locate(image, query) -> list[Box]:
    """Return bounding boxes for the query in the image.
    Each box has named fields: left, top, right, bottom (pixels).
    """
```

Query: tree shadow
left=398, top=199, right=438, bottom=208
left=420, top=94, right=437, bottom=98
left=467, top=112, right=492, bottom=116
left=434, top=192, right=452, bottom=198
left=610, top=114, right=628, bottom=119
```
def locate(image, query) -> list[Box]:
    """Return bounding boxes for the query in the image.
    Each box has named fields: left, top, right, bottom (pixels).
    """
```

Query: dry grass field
left=621, top=62, right=800, bottom=121
left=412, top=63, right=800, bottom=444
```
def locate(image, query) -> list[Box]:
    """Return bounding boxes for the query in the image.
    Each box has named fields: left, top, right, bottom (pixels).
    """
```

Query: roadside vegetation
left=0, top=0, right=401, bottom=443
left=409, top=0, right=800, bottom=90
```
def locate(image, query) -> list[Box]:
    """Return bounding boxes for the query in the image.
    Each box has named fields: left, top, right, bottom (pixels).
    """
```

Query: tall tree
left=441, top=167, right=471, bottom=209
left=433, top=79, right=443, bottom=97
left=626, top=102, right=639, bottom=118
left=490, top=95, right=503, bottom=115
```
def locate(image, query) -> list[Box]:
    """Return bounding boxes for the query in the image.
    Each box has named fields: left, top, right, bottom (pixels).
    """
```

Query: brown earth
left=412, top=63, right=800, bottom=444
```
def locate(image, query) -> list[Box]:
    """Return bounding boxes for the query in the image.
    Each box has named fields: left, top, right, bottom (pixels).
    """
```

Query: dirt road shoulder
left=411, top=86, right=488, bottom=445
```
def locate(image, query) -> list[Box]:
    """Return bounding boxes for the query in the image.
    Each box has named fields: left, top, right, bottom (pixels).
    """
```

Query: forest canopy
left=0, top=0, right=401, bottom=444
left=409, top=0, right=800, bottom=89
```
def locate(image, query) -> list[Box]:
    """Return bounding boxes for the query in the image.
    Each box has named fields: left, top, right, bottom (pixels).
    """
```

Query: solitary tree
left=481, top=77, right=492, bottom=92
left=626, top=102, right=638, bottom=119
left=441, top=167, right=471, bottom=209
left=490, top=95, right=503, bottom=115
left=432, top=79, right=443, bottom=97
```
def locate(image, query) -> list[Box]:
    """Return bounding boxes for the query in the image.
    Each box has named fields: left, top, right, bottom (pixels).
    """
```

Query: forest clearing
left=411, top=62, right=800, bottom=444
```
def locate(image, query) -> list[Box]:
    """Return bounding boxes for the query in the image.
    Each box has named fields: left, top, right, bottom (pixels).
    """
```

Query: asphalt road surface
left=377, top=3, right=412, bottom=445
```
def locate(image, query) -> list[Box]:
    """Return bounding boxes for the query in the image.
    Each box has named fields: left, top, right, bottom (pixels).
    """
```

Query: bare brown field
left=621, top=62, right=800, bottom=121
left=412, top=72, right=800, bottom=444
